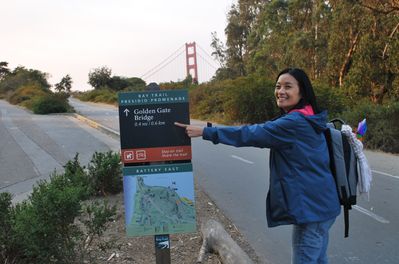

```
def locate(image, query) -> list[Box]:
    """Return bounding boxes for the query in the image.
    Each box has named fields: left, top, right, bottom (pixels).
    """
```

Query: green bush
left=0, top=151, right=120, bottom=263
left=189, top=82, right=228, bottom=122
left=12, top=173, right=86, bottom=263
left=79, top=200, right=116, bottom=250
left=75, top=88, right=117, bottom=105
left=88, top=151, right=122, bottom=196
left=31, top=94, right=69, bottom=114
left=0, top=192, right=17, bottom=264
left=342, top=100, right=399, bottom=153
left=313, top=82, right=349, bottom=118
left=223, top=76, right=279, bottom=124
left=8, top=84, right=49, bottom=106
left=190, top=76, right=279, bottom=124
left=63, top=153, right=92, bottom=198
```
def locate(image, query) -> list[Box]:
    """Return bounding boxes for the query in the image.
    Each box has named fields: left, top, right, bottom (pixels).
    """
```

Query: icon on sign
left=136, top=150, right=147, bottom=160
left=124, top=151, right=134, bottom=161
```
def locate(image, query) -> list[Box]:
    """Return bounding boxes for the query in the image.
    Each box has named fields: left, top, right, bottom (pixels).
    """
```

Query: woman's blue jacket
left=202, top=111, right=341, bottom=227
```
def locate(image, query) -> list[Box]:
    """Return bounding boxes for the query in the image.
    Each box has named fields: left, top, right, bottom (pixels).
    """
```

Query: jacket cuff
left=202, top=127, right=219, bottom=144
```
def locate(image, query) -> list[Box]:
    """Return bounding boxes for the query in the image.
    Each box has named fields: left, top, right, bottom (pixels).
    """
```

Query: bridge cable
left=142, top=49, right=186, bottom=81
left=196, top=44, right=221, bottom=68
left=197, top=52, right=219, bottom=70
left=140, top=44, right=185, bottom=79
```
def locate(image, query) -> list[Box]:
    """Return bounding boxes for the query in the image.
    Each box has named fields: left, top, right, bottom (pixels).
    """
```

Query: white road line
left=371, top=170, right=399, bottom=180
left=353, top=205, right=390, bottom=224
left=231, top=155, right=254, bottom=164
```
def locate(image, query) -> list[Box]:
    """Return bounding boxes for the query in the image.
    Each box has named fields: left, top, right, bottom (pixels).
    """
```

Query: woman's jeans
left=292, top=217, right=336, bottom=264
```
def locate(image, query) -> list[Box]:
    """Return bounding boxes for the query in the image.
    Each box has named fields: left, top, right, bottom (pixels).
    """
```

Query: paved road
left=69, top=98, right=399, bottom=263
left=70, top=97, right=119, bottom=130
left=0, top=99, right=119, bottom=202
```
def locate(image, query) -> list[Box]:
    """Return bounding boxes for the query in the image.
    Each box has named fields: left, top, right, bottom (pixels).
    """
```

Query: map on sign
left=123, top=164, right=196, bottom=236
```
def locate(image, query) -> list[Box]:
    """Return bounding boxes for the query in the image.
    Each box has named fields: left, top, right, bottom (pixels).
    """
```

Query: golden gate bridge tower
left=140, top=41, right=219, bottom=84
left=185, top=42, right=198, bottom=84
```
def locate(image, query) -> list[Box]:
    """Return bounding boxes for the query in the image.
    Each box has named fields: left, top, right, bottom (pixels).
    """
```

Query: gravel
left=88, top=181, right=261, bottom=264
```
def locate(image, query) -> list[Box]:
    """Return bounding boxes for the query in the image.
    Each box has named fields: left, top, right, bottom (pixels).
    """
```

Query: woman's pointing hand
left=174, top=122, right=204, bottom=138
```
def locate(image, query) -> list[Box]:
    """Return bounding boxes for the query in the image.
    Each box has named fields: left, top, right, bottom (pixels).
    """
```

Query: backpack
left=324, top=118, right=359, bottom=238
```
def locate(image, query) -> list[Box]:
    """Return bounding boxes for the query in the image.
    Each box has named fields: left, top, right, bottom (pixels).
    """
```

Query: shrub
left=12, top=173, right=85, bottom=263
left=75, top=88, right=117, bottom=105
left=189, top=82, right=228, bottom=122
left=31, top=94, right=69, bottom=114
left=313, top=82, right=349, bottom=118
left=190, top=76, right=279, bottom=124
left=0, top=151, right=120, bottom=263
left=63, top=153, right=92, bottom=198
left=223, top=76, right=279, bottom=124
left=8, top=84, right=48, bottom=106
left=93, top=92, right=117, bottom=104
left=87, top=151, right=122, bottom=196
left=0, top=192, right=17, bottom=264
left=77, top=200, right=117, bottom=262
left=342, top=100, right=399, bottom=153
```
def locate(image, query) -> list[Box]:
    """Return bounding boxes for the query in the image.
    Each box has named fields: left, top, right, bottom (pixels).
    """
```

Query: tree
left=88, top=66, right=112, bottom=89
left=224, top=4, right=248, bottom=78
left=0, top=61, right=10, bottom=80
left=211, top=32, right=238, bottom=81
left=0, top=66, right=51, bottom=94
left=54, top=74, right=72, bottom=93
left=344, top=1, right=399, bottom=103
left=125, top=77, right=146, bottom=91
left=107, top=76, right=146, bottom=91
left=107, top=76, right=129, bottom=91
left=325, top=1, right=366, bottom=88
left=159, top=75, right=196, bottom=90
left=243, top=0, right=332, bottom=80
left=211, top=32, right=227, bottom=67
left=356, top=0, right=399, bottom=14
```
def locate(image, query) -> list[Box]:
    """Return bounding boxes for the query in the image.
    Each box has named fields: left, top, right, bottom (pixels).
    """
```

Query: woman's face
left=275, top=73, right=302, bottom=112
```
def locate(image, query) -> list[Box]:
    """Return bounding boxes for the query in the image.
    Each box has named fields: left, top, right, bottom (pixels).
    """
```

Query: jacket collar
left=288, top=104, right=314, bottom=116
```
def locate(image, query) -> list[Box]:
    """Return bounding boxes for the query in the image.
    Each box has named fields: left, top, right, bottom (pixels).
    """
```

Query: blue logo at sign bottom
left=155, top=235, right=170, bottom=249
left=123, top=163, right=196, bottom=237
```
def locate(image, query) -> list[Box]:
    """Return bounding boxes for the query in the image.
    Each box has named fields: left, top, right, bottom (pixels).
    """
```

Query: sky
left=1, top=0, right=235, bottom=91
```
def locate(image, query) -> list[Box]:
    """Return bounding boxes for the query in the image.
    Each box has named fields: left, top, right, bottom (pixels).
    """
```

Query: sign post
left=118, top=89, right=195, bottom=264
left=155, top=234, right=171, bottom=263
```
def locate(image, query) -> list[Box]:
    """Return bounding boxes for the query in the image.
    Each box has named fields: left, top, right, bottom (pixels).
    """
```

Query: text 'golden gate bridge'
left=140, top=42, right=220, bottom=84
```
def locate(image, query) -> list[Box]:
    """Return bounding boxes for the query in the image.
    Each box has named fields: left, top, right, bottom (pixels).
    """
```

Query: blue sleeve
left=202, top=118, right=296, bottom=149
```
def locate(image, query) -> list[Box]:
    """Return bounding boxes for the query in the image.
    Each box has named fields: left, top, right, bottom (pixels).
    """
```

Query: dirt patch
left=89, top=182, right=261, bottom=263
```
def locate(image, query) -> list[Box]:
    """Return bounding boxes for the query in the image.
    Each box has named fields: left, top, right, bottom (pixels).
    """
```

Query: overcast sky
left=1, top=0, right=235, bottom=91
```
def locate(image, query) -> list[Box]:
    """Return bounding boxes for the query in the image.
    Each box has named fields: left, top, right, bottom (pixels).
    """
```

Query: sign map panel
left=123, top=163, right=196, bottom=237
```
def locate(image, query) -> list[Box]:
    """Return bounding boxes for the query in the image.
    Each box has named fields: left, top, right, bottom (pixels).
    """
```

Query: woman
left=175, top=68, right=340, bottom=264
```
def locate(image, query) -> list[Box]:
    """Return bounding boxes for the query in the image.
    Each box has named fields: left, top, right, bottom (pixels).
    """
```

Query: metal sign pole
left=146, top=84, right=172, bottom=264
left=155, top=234, right=171, bottom=264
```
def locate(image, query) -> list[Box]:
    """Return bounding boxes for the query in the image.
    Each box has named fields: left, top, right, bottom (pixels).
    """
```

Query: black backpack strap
left=341, top=186, right=351, bottom=238
left=344, top=206, right=350, bottom=238
left=328, top=118, right=346, bottom=129
left=329, top=118, right=346, bottom=125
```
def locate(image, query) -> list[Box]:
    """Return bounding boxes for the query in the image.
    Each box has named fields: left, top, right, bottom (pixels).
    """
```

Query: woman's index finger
left=174, top=122, right=188, bottom=128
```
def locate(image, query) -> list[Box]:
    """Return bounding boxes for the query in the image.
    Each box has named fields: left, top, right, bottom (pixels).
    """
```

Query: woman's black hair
left=276, top=68, right=321, bottom=114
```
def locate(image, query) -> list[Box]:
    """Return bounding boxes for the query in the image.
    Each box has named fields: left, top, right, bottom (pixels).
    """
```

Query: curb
left=72, top=113, right=120, bottom=140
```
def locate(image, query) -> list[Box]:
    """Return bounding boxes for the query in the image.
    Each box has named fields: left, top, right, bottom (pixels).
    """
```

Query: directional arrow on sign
left=124, top=108, right=130, bottom=117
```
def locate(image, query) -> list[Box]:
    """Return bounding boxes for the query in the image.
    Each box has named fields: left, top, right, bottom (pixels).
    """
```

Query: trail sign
left=118, top=90, right=191, bottom=164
